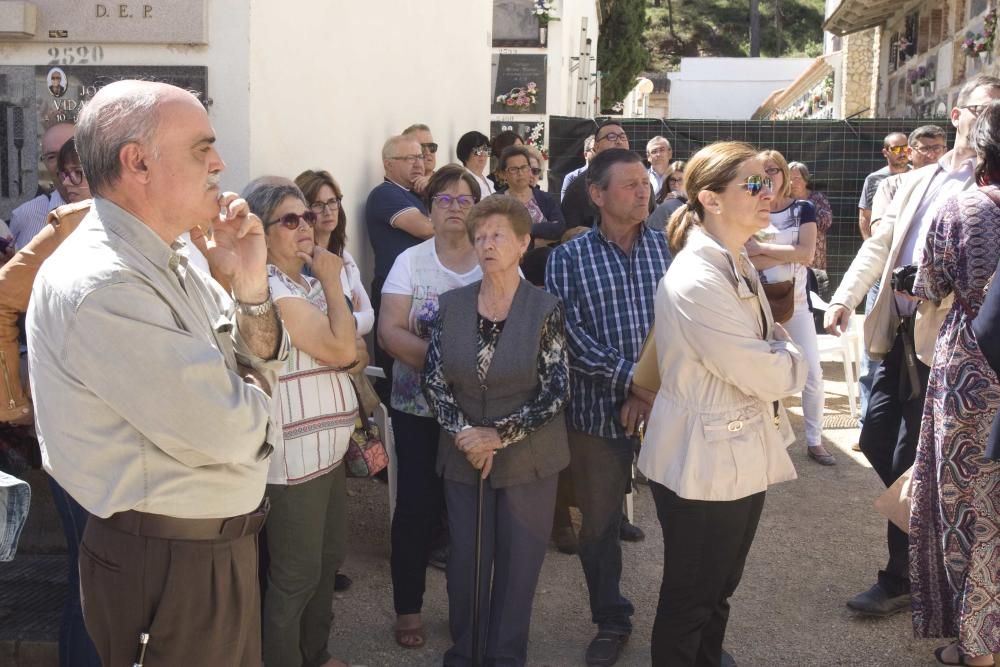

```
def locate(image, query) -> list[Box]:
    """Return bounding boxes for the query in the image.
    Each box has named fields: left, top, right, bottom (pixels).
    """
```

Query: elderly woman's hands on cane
left=457, top=427, right=501, bottom=479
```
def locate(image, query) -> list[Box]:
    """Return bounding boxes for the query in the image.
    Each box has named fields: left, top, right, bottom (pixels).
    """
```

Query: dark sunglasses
left=421, top=142, right=439, bottom=155
left=265, top=211, right=318, bottom=230
left=739, top=175, right=773, bottom=196
left=59, top=167, right=86, bottom=186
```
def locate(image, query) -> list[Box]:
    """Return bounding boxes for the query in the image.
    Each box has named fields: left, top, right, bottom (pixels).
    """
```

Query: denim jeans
left=0, top=470, right=29, bottom=562
left=567, top=431, right=635, bottom=634
left=49, top=477, right=101, bottom=667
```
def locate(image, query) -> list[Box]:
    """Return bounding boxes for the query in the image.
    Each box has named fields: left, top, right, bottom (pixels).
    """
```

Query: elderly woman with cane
left=423, top=195, right=570, bottom=666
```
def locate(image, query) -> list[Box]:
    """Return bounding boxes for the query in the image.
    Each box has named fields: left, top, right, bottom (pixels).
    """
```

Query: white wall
left=247, top=0, right=493, bottom=275
left=667, top=57, right=815, bottom=119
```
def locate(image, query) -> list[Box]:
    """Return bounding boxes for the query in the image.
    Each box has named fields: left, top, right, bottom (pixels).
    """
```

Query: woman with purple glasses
left=247, top=181, right=360, bottom=667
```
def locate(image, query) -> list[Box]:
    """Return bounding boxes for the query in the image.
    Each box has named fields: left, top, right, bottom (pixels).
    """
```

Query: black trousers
left=858, top=330, right=930, bottom=595
left=389, top=408, right=445, bottom=615
left=649, top=483, right=765, bottom=667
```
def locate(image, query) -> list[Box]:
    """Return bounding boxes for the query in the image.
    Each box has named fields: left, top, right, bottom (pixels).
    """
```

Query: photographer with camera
left=824, top=74, right=1000, bottom=619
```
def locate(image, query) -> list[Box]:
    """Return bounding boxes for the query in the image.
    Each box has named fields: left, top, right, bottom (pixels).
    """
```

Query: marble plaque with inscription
left=493, top=0, right=543, bottom=47
left=0, top=65, right=207, bottom=219
left=13, top=0, right=207, bottom=44
left=491, top=54, right=547, bottom=115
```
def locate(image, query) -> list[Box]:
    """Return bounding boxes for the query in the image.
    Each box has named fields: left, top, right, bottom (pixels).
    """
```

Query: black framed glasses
left=597, top=132, right=628, bottom=144
left=421, top=142, right=439, bottom=155
left=739, top=175, right=773, bottom=196
left=472, top=145, right=491, bottom=157
left=432, top=194, right=476, bottom=210
left=505, top=164, right=532, bottom=175
left=962, top=104, right=987, bottom=117
left=58, top=167, right=85, bottom=185
left=912, top=143, right=947, bottom=157
left=530, top=167, right=543, bottom=177
left=265, top=211, right=318, bottom=230
left=309, top=197, right=342, bottom=214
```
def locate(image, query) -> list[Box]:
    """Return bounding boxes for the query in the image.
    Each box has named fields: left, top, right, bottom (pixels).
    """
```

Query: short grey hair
left=243, top=182, right=305, bottom=227
left=787, top=161, right=810, bottom=181
left=583, top=135, right=596, bottom=152
left=382, top=134, right=418, bottom=160
left=646, top=136, right=671, bottom=150
left=402, top=123, right=431, bottom=135
left=74, top=80, right=165, bottom=197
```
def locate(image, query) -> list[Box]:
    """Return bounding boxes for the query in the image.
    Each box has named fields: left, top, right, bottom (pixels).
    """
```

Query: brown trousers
left=80, top=516, right=261, bottom=666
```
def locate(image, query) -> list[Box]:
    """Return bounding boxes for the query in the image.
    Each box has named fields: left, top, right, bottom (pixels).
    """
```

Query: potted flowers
left=962, top=32, right=991, bottom=66
left=907, top=67, right=921, bottom=97
left=534, top=0, right=559, bottom=46
left=918, top=66, right=935, bottom=95
left=496, top=82, right=539, bottom=111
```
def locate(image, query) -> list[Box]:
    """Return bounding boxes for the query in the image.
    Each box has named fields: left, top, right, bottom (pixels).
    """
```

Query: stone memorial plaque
left=491, top=54, right=547, bottom=115
left=0, top=64, right=206, bottom=219
left=493, top=0, right=543, bottom=47
left=16, top=0, right=207, bottom=44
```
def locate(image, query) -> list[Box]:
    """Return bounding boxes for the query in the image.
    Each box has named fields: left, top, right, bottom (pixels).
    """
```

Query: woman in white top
left=457, top=131, right=496, bottom=197
left=378, top=164, right=484, bottom=649
left=295, top=169, right=374, bottom=335
left=646, top=142, right=806, bottom=666
left=745, top=149, right=832, bottom=466
left=247, top=182, right=360, bottom=667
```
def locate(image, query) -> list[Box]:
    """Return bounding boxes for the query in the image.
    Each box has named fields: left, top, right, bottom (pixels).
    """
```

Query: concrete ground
left=327, top=363, right=952, bottom=667
left=0, top=362, right=976, bottom=666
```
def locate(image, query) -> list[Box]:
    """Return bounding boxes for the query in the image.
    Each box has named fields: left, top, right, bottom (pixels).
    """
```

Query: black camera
left=891, top=264, right=919, bottom=296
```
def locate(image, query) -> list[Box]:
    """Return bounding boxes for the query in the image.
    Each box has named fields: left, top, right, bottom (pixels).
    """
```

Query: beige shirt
left=637, top=228, right=805, bottom=501
left=27, top=198, right=288, bottom=519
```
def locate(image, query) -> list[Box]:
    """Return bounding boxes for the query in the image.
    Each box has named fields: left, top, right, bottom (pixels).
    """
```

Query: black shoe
left=428, top=545, right=449, bottom=571
left=846, top=583, right=911, bottom=617
left=722, top=648, right=737, bottom=667
left=552, top=526, right=579, bottom=555
left=334, top=572, right=352, bottom=592
left=585, top=630, right=629, bottom=666
left=619, top=518, right=645, bottom=542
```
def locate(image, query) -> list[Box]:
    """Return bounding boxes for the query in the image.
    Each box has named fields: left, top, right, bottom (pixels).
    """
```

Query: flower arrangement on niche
left=534, top=0, right=560, bottom=25
left=496, top=82, right=538, bottom=111
left=962, top=32, right=991, bottom=59
left=526, top=122, right=548, bottom=161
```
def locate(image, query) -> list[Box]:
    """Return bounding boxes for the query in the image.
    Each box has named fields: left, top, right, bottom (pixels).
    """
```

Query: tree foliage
left=644, top=0, right=825, bottom=72
left=598, top=0, right=650, bottom=109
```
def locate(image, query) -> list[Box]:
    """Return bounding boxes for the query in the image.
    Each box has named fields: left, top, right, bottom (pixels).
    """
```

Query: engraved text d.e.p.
left=95, top=3, right=153, bottom=19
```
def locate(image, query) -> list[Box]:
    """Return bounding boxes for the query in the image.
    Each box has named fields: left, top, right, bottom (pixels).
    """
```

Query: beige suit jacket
left=830, top=159, right=972, bottom=364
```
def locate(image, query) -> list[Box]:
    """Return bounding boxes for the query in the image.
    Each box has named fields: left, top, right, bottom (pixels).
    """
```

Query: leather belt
left=98, top=498, right=270, bottom=541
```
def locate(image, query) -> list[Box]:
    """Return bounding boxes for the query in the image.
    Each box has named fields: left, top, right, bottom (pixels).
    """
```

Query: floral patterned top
left=381, top=239, right=482, bottom=416
left=808, top=190, right=833, bottom=270
left=422, top=302, right=568, bottom=447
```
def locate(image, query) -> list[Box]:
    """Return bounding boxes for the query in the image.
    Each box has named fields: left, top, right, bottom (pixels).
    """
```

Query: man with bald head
left=858, top=131, right=910, bottom=240
left=27, top=80, right=288, bottom=664
left=365, top=134, right=433, bottom=392
left=9, top=122, right=75, bottom=249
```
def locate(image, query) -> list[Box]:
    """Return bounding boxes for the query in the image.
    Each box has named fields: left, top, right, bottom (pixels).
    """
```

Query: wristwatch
left=234, top=291, right=273, bottom=317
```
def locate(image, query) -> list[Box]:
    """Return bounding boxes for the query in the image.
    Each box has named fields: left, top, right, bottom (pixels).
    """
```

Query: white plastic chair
left=814, top=313, right=862, bottom=419
left=364, top=365, right=397, bottom=521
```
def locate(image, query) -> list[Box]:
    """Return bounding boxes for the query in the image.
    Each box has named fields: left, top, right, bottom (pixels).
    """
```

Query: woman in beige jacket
left=641, top=141, right=807, bottom=666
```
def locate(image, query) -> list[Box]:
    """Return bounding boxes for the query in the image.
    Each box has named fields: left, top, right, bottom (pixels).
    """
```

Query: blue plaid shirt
left=545, top=224, right=671, bottom=439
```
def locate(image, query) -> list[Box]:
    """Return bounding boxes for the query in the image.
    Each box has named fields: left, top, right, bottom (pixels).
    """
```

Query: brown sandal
left=394, top=625, right=426, bottom=649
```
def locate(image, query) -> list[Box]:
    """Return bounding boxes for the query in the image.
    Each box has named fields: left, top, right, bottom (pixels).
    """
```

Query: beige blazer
left=637, top=228, right=806, bottom=501
left=830, top=160, right=972, bottom=364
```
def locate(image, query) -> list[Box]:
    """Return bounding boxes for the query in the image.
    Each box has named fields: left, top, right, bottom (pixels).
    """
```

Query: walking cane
left=471, top=473, right=485, bottom=667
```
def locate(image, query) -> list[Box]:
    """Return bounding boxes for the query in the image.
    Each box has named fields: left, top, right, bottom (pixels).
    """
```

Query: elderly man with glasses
left=645, top=136, right=673, bottom=199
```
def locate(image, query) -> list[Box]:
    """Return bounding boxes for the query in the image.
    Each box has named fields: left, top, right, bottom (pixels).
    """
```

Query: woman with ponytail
left=639, top=141, right=806, bottom=666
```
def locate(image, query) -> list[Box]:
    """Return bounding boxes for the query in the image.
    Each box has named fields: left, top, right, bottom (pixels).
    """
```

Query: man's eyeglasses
left=421, top=142, right=439, bottom=155
left=472, top=145, right=491, bottom=157
left=667, top=176, right=683, bottom=185
left=432, top=194, right=476, bottom=210
left=265, top=211, right=318, bottom=230
left=911, top=143, right=946, bottom=157
left=962, top=104, right=987, bottom=117
left=739, top=175, right=773, bottom=196
left=505, top=164, right=532, bottom=175
left=309, top=197, right=342, bottom=214
left=597, top=132, right=628, bottom=144
left=884, top=145, right=908, bottom=155
left=389, top=155, right=423, bottom=164
left=59, top=168, right=85, bottom=186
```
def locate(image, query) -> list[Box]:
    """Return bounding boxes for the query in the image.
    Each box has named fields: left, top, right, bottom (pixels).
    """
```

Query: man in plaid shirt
left=546, top=148, right=671, bottom=666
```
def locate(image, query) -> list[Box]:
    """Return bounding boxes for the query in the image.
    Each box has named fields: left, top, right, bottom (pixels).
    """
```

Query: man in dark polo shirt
left=366, top=134, right=433, bottom=394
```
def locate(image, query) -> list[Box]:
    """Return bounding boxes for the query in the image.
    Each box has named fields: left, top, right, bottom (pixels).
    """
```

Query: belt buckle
left=727, top=420, right=743, bottom=433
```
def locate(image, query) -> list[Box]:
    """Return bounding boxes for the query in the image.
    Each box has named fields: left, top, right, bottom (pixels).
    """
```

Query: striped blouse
left=267, top=265, right=358, bottom=485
